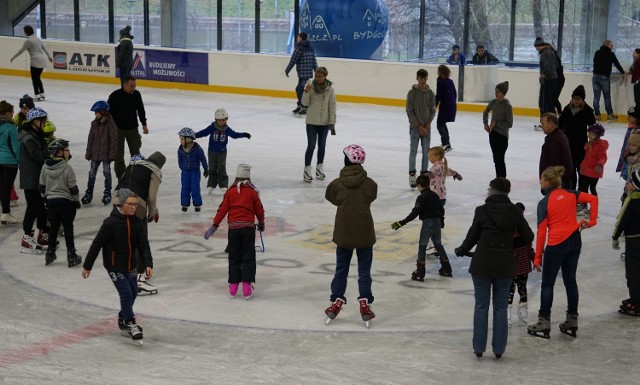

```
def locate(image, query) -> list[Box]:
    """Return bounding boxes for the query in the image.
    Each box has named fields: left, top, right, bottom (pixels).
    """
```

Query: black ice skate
left=45, top=248, right=57, bottom=266
left=558, top=312, right=578, bottom=337
left=619, top=302, right=640, bottom=317
left=359, top=298, right=375, bottom=328
left=438, top=258, right=452, bottom=277
left=102, top=192, right=111, bottom=205
left=67, top=249, right=83, bottom=268
left=411, top=261, right=426, bottom=282
left=81, top=191, right=93, bottom=205
left=125, top=320, right=144, bottom=345
left=324, top=298, right=345, bottom=325
left=527, top=316, right=551, bottom=339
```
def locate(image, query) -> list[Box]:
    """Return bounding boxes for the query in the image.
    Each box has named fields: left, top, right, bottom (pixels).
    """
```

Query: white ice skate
left=137, top=274, right=158, bottom=295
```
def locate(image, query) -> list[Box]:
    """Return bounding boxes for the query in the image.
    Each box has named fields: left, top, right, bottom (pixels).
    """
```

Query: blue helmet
left=178, top=127, right=196, bottom=139
left=90, top=100, right=109, bottom=112
left=130, top=154, right=145, bottom=164
left=27, top=107, right=47, bottom=122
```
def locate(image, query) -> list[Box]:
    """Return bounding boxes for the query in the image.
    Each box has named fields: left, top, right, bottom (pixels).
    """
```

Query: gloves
left=243, top=133, right=252, bottom=139
left=391, top=221, right=404, bottom=231
left=595, top=165, right=603, bottom=174
left=612, top=239, right=620, bottom=250
left=257, top=223, right=265, bottom=232
left=329, top=124, right=336, bottom=135
left=75, top=201, right=82, bottom=209
left=203, top=169, right=209, bottom=178
left=452, top=172, right=463, bottom=181
left=204, top=224, right=219, bottom=240
left=440, top=217, right=445, bottom=229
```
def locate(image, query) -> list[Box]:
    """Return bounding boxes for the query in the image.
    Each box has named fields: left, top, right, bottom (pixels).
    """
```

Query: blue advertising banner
left=119, top=48, right=208, bottom=84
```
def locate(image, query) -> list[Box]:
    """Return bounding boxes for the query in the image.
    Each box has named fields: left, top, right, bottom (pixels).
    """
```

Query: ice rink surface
left=0, top=75, right=639, bottom=384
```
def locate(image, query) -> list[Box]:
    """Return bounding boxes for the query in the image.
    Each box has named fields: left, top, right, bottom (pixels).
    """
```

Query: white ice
left=0, top=75, right=639, bottom=384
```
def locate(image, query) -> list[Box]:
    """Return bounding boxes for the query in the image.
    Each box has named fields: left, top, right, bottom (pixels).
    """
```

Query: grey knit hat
left=147, top=151, right=166, bottom=169
left=495, top=81, right=509, bottom=95
left=116, top=188, right=137, bottom=207
left=534, top=37, right=546, bottom=47
left=236, top=163, right=251, bottom=179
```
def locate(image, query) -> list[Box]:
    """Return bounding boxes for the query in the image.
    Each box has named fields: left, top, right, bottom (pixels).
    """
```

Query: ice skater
left=204, top=164, right=265, bottom=300
left=406, top=68, right=436, bottom=187
left=507, top=202, right=535, bottom=326
left=324, top=144, right=377, bottom=327
left=483, top=81, right=513, bottom=178
left=0, top=100, right=20, bottom=226
left=426, top=146, right=462, bottom=206
left=82, top=101, right=117, bottom=205
left=577, top=124, right=608, bottom=215
left=285, top=32, right=318, bottom=115
left=177, top=127, right=208, bottom=212
left=435, top=65, right=457, bottom=152
left=82, top=189, right=153, bottom=345
left=10, top=25, right=52, bottom=101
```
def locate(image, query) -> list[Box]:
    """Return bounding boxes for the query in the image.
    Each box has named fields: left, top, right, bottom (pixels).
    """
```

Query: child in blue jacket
left=195, top=108, right=251, bottom=194
left=178, top=127, right=208, bottom=212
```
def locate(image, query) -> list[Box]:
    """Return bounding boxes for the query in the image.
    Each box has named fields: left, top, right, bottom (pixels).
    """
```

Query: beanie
left=147, top=151, right=166, bottom=169
left=631, top=170, right=640, bottom=191
left=571, top=85, right=586, bottom=100
left=236, top=163, right=251, bottom=179
left=116, top=188, right=136, bottom=207
left=515, top=202, right=525, bottom=212
left=495, top=81, right=509, bottom=95
left=628, top=106, right=640, bottom=120
left=19, top=94, right=35, bottom=109
left=534, top=37, right=546, bottom=47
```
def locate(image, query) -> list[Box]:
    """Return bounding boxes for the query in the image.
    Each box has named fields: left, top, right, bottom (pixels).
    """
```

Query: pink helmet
left=343, top=144, right=366, bottom=165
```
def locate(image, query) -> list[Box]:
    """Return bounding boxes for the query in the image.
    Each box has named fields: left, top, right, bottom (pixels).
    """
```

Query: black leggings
left=30, top=66, right=44, bottom=95
left=489, top=131, right=508, bottom=178
left=508, top=274, right=529, bottom=304
left=47, top=202, right=77, bottom=251
left=0, top=166, right=18, bottom=214
left=578, top=174, right=599, bottom=196
left=23, top=189, right=47, bottom=234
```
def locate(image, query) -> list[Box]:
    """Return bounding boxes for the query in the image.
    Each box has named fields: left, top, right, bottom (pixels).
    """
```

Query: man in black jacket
left=539, top=112, right=573, bottom=190
left=471, top=44, right=499, bottom=65
left=592, top=40, right=625, bottom=121
left=108, top=75, right=149, bottom=179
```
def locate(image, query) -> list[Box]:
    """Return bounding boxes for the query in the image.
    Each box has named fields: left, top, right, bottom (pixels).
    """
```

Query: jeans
left=436, top=122, right=450, bottom=147
left=417, top=218, right=447, bottom=262
left=489, top=131, right=508, bottom=178
left=592, top=74, right=612, bottom=116
left=228, top=227, right=257, bottom=283
left=86, top=160, right=112, bottom=195
left=109, top=269, right=138, bottom=322
left=180, top=169, right=202, bottom=207
left=115, top=128, right=142, bottom=179
left=472, top=275, right=512, bottom=355
left=409, top=127, right=430, bottom=173
left=539, top=230, right=581, bottom=318
left=295, top=77, right=309, bottom=106
left=330, top=246, right=374, bottom=304
left=554, top=77, right=565, bottom=114
left=305, top=125, right=329, bottom=166
left=207, top=151, right=228, bottom=188
left=30, top=66, right=44, bottom=95
left=625, top=238, right=640, bottom=304
left=539, top=78, right=558, bottom=114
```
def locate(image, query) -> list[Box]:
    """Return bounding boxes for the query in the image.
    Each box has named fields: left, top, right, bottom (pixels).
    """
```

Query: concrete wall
left=0, top=35, right=634, bottom=117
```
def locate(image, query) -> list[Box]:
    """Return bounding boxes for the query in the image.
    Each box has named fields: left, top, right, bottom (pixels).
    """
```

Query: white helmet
left=214, top=108, right=228, bottom=120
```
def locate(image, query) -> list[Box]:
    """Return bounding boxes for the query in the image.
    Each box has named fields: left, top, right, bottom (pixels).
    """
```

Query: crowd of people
left=2, top=28, right=639, bottom=354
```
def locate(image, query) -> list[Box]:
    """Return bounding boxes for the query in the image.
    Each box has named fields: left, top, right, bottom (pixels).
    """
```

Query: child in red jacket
left=204, top=164, right=265, bottom=300
left=578, top=124, right=608, bottom=215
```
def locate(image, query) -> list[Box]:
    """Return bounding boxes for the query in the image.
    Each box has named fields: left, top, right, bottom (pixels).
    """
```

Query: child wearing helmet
left=39, top=138, right=83, bottom=267
left=195, top=108, right=251, bottom=194
left=18, top=107, right=51, bottom=253
left=177, top=127, right=208, bottom=212
left=578, top=124, right=609, bottom=214
left=81, top=101, right=117, bottom=205
left=323, top=144, right=378, bottom=327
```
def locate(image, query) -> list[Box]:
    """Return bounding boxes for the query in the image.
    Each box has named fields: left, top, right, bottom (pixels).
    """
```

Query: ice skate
left=37, top=230, right=52, bottom=249
left=1, top=213, right=18, bottom=225
left=207, top=187, right=214, bottom=195
left=296, top=107, right=307, bottom=115
left=102, top=192, right=111, bottom=205
left=359, top=298, right=375, bottom=328
left=533, top=124, right=543, bottom=131
left=442, top=144, right=452, bottom=152
left=425, top=243, right=439, bottom=259
left=324, top=298, right=345, bottom=324
left=411, top=261, right=426, bottom=282
left=67, top=249, right=83, bottom=268
left=126, top=321, right=144, bottom=345
left=181, top=206, right=188, bottom=212
left=242, top=281, right=254, bottom=300
left=45, top=248, right=57, bottom=266
left=527, top=316, right=551, bottom=339
left=137, top=273, right=158, bottom=295
left=409, top=172, right=417, bottom=188
left=619, top=302, right=640, bottom=317
left=195, top=206, right=201, bottom=213
left=292, top=106, right=302, bottom=114
left=81, top=191, right=93, bottom=204
left=559, top=312, right=578, bottom=337
left=438, top=258, right=452, bottom=277
left=315, top=164, right=325, bottom=180
left=517, top=302, right=528, bottom=323
left=303, top=166, right=313, bottom=183
left=20, top=232, right=43, bottom=254
left=474, top=352, right=483, bottom=360
left=507, top=304, right=512, bottom=327
left=219, top=187, right=227, bottom=193
left=229, top=283, right=239, bottom=299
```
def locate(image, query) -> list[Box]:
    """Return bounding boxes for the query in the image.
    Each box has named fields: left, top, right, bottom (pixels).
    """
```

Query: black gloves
left=75, top=201, right=82, bottom=209
left=440, top=217, right=445, bottom=229
left=257, top=223, right=265, bottom=232
left=329, top=124, right=336, bottom=135
left=203, top=169, right=209, bottom=178
left=243, top=133, right=252, bottom=139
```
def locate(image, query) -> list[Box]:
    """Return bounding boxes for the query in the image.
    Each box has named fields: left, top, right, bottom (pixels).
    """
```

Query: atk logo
left=52, top=51, right=111, bottom=73
left=130, top=50, right=146, bottom=78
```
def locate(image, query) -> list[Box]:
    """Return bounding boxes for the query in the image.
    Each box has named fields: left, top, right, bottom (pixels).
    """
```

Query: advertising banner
left=49, top=42, right=115, bottom=77
left=125, top=48, right=208, bottom=84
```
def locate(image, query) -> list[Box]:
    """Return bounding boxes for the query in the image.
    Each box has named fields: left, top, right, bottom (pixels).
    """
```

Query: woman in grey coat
left=10, top=25, right=52, bottom=101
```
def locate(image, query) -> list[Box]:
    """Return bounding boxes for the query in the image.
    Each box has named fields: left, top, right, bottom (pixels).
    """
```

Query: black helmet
left=48, top=138, right=69, bottom=157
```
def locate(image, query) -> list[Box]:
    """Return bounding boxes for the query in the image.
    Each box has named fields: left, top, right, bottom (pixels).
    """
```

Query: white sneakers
left=1, top=213, right=18, bottom=225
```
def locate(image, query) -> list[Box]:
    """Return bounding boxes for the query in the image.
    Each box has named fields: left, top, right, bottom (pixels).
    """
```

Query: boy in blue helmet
left=82, top=101, right=117, bottom=205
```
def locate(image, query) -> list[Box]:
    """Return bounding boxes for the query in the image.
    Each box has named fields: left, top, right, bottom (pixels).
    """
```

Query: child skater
left=616, top=107, right=640, bottom=180
left=483, top=81, right=513, bottom=178
left=177, top=127, right=208, bottom=212
left=204, top=164, right=265, bottom=300
left=392, top=174, right=452, bottom=279
left=577, top=124, right=608, bottom=214
left=39, top=138, right=82, bottom=267
left=82, top=189, right=153, bottom=344
left=81, top=100, right=117, bottom=205
left=435, top=64, right=457, bottom=152
left=195, top=108, right=251, bottom=194
left=612, top=169, right=640, bottom=316
left=426, top=146, right=462, bottom=206
left=507, top=202, right=535, bottom=326
left=324, top=144, right=377, bottom=327
left=619, top=134, right=640, bottom=202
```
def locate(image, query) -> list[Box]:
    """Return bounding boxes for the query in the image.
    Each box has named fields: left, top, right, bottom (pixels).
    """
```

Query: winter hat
left=19, top=94, right=35, bottom=109
left=631, top=170, right=640, bottom=191
left=119, top=25, right=132, bottom=38
left=534, top=37, right=546, bottom=47
left=495, top=81, right=509, bottom=95
left=147, top=151, right=166, bottom=169
left=236, top=163, right=251, bottom=179
left=628, top=106, right=640, bottom=120
left=116, top=188, right=137, bottom=207
left=343, top=144, right=366, bottom=165
left=627, top=134, right=640, bottom=147
left=587, top=124, right=605, bottom=137
left=515, top=202, right=525, bottom=212
left=571, top=85, right=586, bottom=100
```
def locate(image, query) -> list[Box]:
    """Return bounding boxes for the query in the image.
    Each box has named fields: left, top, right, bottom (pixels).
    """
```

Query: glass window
left=79, top=0, right=110, bottom=43
left=259, top=0, right=291, bottom=54
left=114, top=0, right=144, bottom=45
left=13, top=5, right=40, bottom=38
left=384, top=0, right=421, bottom=61
left=222, top=0, right=255, bottom=52
left=186, top=1, right=217, bottom=50
left=46, top=0, right=74, bottom=41
left=615, top=0, right=640, bottom=69
left=149, top=0, right=161, bottom=46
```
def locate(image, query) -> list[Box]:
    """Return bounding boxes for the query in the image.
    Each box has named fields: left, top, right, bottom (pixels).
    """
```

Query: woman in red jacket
left=527, top=166, right=598, bottom=339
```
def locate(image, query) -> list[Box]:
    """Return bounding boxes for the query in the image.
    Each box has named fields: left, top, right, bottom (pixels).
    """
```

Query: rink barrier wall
left=0, top=36, right=634, bottom=121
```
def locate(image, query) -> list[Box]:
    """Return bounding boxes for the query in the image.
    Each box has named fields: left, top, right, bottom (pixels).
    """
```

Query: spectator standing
left=622, top=48, right=640, bottom=107
left=535, top=37, right=558, bottom=115
left=10, top=25, right=53, bottom=101
left=116, top=26, right=134, bottom=84
left=592, top=40, right=625, bottom=121
left=285, top=32, right=318, bottom=115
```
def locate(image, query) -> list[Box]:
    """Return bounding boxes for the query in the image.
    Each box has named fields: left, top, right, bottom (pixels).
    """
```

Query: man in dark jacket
left=539, top=112, right=573, bottom=190
left=592, top=40, right=625, bottom=121
left=471, top=44, right=499, bottom=65
left=116, top=26, right=134, bottom=84
left=285, top=32, right=318, bottom=115
left=108, top=75, right=149, bottom=179
left=535, top=37, right=558, bottom=114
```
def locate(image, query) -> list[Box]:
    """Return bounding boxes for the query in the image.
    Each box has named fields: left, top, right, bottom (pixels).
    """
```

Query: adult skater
left=454, top=177, right=533, bottom=360
left=471, top=44, right=499, bottom=65
left=82, top=189, right=153, bottom=344
left=285, top=32, right=317, bottom=115
left=527, top=166, right=598, bottom=339
left=0, top=100, right=20, bottom=225
left=10, top=25, right=53, bottom=101
left=534, top=37, right=558, bottom=115
left=116, top=26, right=134, bottom=84
left=539, top=113, right=573, bottom=191
left=406, top=68, right=436, bottom=187
left=435, top=64, right=457, bottom=152
left=592, top=39, right=625, bottom=121
left=108, top=75, right=149, bottom=179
